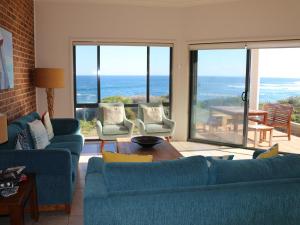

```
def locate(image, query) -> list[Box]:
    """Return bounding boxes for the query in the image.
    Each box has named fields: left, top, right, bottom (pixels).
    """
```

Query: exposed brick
left=0, top=0, right=35, bottom=122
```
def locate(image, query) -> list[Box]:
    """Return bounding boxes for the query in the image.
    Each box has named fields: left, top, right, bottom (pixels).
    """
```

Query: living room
left=1, top=0, right=300, bottom=224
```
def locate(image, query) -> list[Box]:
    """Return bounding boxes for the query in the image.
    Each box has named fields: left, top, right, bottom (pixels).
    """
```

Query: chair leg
left=100, top=140, right=105, bottom=154
left=288, top=124, right=291, bottom=141
left=165, top=137, right=171, bottom=142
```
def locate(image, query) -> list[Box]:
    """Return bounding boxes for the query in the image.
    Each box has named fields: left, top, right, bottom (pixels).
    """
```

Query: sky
left=76, top=45, right=300, bottom=78
left=197, top=48, right=300, bottom=78
left=76, top=45, right=170, bottom=76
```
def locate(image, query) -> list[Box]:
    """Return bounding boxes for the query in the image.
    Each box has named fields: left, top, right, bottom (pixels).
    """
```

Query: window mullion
left=147, top=46, right=150, bottom=103
left=97, top=45, right=101, bottom=103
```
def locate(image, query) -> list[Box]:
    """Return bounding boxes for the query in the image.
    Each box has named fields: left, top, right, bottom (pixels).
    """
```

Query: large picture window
left=74, top=44, right=172, bottom=139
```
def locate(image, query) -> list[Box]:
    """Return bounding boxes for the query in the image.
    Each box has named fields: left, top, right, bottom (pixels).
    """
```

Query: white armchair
left=136, top=103, right=175, bottom=142
left=96, top=103, right=134, bottom=153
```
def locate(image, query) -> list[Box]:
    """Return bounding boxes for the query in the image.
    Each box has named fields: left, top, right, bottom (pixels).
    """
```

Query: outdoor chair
left=251, top=103, right=293, bottom=141
left=96, top=103, right=134, bottom=153
left=136, top=103, right=175, bottom=142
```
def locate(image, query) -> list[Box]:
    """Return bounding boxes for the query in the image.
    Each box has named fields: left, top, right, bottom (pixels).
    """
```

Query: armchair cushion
left=145, top=124, right=171, bottom=134
left=103, top=125, right=129, bottom=135
left=102, top=105, right=125, bottom=125
left=142, top=106, right=163, bottom=124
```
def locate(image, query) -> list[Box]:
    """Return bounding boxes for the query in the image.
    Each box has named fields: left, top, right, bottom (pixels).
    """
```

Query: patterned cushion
left=257, top=144, right=279, bottom=159
left=102, top=106, right=124, bottom=125
left=42, top=112, right=54, bottom=140
left=15, top=129, right=31, bottom=150
left=28, top=120, right=50, bottom=149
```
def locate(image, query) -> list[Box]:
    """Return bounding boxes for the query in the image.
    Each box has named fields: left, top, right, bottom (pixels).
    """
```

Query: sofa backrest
left=102, top=155, right=209, bottom=192
left=209, top=154, right=300, bottom=184
left=0, top=112, right=40, bottom=151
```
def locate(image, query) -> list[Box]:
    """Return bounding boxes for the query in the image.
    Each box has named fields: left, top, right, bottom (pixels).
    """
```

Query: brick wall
left=0, top=0, right=36, bottom=122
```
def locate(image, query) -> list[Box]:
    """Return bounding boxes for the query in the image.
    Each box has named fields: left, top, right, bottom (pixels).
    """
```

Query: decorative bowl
left=131, top=136, right=164, bottom=148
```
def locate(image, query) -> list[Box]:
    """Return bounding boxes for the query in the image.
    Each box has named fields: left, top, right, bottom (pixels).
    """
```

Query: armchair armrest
left=96, top=120, right=103, bottom=138
left=51, top=118, right=80, bottom=135
left=0, top=149, right=72, bottom=176
left=163, top=117, right=176, bottom=135
left=136, top=119, right=146, bottom=135
left=124, top=118, right=134, bottom=134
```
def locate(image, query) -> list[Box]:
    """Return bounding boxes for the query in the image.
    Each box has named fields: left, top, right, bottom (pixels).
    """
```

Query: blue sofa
left=0, top=112, right=84, bottom=213
left=84, top=155, right=300, bottom=225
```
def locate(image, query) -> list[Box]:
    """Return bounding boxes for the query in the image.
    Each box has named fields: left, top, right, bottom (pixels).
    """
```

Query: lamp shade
left=0, top=113, right=8, bottom=144
left=34, top=68, right=65, bottom=88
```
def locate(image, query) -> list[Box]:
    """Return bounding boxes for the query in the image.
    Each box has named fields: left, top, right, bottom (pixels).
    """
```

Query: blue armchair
left=136, top=103, right=175, bottom=141
left=96, top=103, right=134, bottom=153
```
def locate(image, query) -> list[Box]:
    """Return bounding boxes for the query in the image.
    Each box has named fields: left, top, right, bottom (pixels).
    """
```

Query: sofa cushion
left=257, top=143, right=279, bottom=159
left=28, top=120, right=50, bottom=149
left=103, top=155, right=209, bottom=192
left=51, top=134, right=83, bottom=145
left=46, top=142, right=82, bottom=156
left=209, top=154, right=300, bottom=185
left=42, top=112, right=54, bottom=140
left=15, top=129, right=32, bottom=150
left=103, top=125, right=129, bottom=135
left=11, top=112, right=40, bottom=129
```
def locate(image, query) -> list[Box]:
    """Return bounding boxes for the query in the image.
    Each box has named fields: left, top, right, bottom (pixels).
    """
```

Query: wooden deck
left=192, top=128, right=300, bottom=156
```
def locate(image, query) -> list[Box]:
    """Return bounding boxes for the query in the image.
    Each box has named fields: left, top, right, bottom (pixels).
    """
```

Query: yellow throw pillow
left=257, top=143, right=279, bottom=159
left=103, top=151, right=153, bottom=163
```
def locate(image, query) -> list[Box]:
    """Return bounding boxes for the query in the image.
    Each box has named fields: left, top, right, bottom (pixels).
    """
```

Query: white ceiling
left=34, top=0, right=243, bottom=8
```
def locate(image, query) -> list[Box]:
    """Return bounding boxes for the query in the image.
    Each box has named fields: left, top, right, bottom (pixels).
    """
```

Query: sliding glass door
left=189, top=47, right=250, bottom=146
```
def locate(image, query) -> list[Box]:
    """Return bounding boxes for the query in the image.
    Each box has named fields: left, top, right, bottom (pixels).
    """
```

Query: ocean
left=76, top=75, right=300, bottom=104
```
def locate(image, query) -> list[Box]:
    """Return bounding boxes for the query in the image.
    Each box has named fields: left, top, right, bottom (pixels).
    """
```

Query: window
left=74, top=44, right=172, bottom=139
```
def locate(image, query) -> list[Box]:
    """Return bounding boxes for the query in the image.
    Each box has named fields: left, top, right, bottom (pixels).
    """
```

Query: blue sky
left=76, top=45, right=170, bottom=76
left=76, top=46, right=300, bottom=78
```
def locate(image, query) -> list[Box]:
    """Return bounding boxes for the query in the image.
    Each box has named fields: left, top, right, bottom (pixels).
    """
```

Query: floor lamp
left=34, top=68, right=65, bottom=118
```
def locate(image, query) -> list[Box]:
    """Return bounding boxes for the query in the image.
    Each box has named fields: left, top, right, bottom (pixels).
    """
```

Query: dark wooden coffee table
left=0, top=174, right=39, bottom=225
left=116, top=138, right=183, bottom=161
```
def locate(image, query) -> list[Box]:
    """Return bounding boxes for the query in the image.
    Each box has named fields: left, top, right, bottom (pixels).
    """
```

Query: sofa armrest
left=0, top=149, right=72, bottom=176
left=51, top=118, right=81, bottom=135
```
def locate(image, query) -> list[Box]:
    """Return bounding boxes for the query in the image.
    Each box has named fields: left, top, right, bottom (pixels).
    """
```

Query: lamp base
left=46, top=88, right=54, bottom=118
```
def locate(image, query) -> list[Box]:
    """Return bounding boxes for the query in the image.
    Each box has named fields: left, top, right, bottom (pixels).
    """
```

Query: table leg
left=253, top=130, right=257, bottom=147
left=9, top=206, right=24, bottom=225
left=30, top=178, right=39, bottom=222
left=269, top=129, right=273, bottom=146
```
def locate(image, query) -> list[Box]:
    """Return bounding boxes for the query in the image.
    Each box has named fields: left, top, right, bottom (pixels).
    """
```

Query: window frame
left=73, top=44, right=173, bottom=135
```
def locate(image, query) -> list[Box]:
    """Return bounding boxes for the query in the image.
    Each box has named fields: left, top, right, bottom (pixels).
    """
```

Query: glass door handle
left=241, top=91, right=247, bottom=102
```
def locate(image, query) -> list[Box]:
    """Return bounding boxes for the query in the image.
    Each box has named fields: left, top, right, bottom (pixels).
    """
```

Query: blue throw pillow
left=15, top=129, right=32, bottom=150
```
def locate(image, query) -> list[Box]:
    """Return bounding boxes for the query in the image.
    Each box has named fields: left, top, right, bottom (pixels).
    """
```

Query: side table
left=0, top=174, right=39, bottom=225
left=248, top=124, right=274, bottom=147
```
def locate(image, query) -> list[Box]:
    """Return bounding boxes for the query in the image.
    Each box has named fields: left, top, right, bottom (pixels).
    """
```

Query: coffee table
left=116, top=138, right=183, bottom=161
